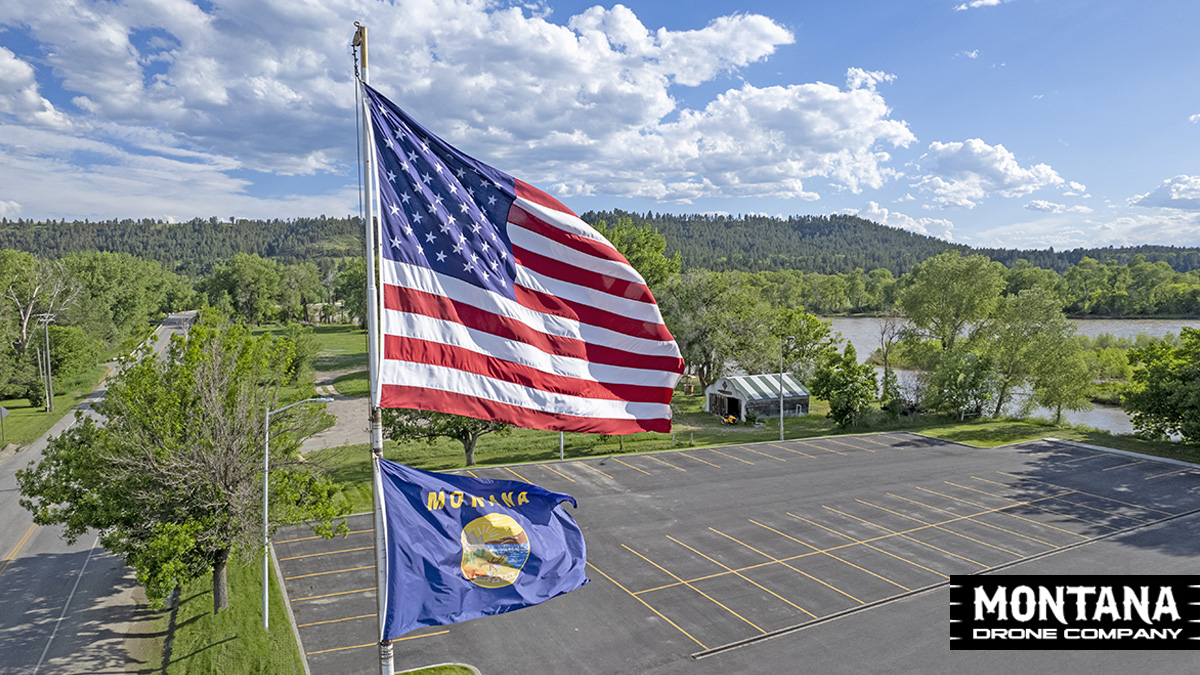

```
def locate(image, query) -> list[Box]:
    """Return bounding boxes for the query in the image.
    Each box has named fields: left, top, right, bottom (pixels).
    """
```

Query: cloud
left=0, top=1, right=923, bottom=217
left=1062, top=180, right=1088, bottom=197
left=1190, top=113, right=1199, bottom=123
left=955, top=49, right=980, bottom=59
left=1024, top=199, right=1092, bottom=214
left=1133, top=175, right=1200, bottom=211
left=954, top=0, right=1012, bottom=10
left=912, top=138, right=1065, bottom=208
left=839, top=201, right=954, bottom=240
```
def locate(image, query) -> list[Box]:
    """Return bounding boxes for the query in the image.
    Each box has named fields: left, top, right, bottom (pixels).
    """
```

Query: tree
left=772, top=307, right=839, bottom=381
left=1032, top=348, right=1093, bottom=425
left=899, top=251, right=1005, bottom=352
left=279, top=262, right=325, bottom=323
left=982, top=288, right=1076, bottom=417
left=381, top=409, right=512, bottom=466
left=17, top=312, right=345, bottom=612
left=0, top=250, right=79, bottom=356
left=200, top=253, right=281, bottom=324
left=1123, top=328, right=1200, bottom=443
left=809, top=344, right=877, bottom=428
left=334, top=258, right=369, bottom=328
left=591, top=217, right=681, bottom=289
left=657, top=270, right=771, bottom=391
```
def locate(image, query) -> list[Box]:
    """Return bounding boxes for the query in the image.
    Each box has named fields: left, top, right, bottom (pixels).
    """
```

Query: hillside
left=3, top=211, right=1199, bottom=277
left=580, top=210, right=1200, bottom=275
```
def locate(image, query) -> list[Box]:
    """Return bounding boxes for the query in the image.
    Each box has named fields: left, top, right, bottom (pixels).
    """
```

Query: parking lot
left=273, top=432, right=1200, bottom=674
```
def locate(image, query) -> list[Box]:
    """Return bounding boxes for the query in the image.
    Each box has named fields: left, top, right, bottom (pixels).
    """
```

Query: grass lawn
left=163, top=556, right=303, bottom=674
left=310, top=324, right=367, bottom=373
left=0, top=364, right=108, bottom=448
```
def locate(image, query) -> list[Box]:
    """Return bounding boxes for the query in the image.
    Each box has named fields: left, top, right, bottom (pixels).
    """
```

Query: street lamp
left=263, top=396, right=333, bottom=630
left=779, top=335, right=795, bottom=442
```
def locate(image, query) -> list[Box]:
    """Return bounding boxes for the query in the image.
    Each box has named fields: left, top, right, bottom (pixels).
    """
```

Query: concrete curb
left=397, top=663, right=481, bottom=675
left=1044, top=437, right=1200, bottom=470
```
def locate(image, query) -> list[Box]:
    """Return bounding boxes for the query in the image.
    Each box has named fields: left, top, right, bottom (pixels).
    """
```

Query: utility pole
left=37, top=313, right=55, bottom=412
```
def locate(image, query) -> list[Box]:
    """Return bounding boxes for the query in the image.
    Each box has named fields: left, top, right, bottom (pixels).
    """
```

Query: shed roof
left=712, top=373, right=810, bottom=401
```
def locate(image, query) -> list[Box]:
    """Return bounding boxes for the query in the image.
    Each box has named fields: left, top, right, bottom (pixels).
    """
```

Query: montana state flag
left=377, top=458, right=588, bottom=640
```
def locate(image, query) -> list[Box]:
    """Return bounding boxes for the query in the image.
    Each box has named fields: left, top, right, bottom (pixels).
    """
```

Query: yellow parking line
left=506, top=467, right=532, bottom=483
left=305, top=630, right=449, bottom=655
left=880, top=495, right=1022, bottom=556
left=581, top=462, right=615, bottom=480
left=942, top=481, right=1112, bottom=532
left=994, top=471, right=1175, bottom=516
left=285, top=564, right=374, bottom=581
left=1145, top=467, right=1191, bottom=480
left=540, top=463, right=576, bottom=482
left=783, top=513, right=910, bottom=590
left=709, top=448, right=754, bottom=465
left=466, top=470, right=479, bottom=478
left=279, top=546, right=372, bottom=562
left=275, top=528, right=372, bottom=545
left=588, top=562, right=708, bottom=650
left=644, top=454, right=687, bottom=472
left=668, top=535, right=818, bottom=618
left=708, top=527, right=860, bottom=605
left=830, top=438, right=875, bottom=453
left=906, top=488, right=1058, bottom=547
left=0, top=522, right=36, bottom=578
left=1101, top=461, right=1144, bottom=472
left=293, top=587, right=374, bottom=602
left=769, top=443, right=816, bottom=458
left=796, top=440, right=846, bottom=456
left=677, top=452, right=720, bottom=468
left=612, top=457, right=653, bottom=475
left=802, top=512, right=948, bottom=580
left=297, top=612, right=374, bottom=628
left=623, top=544, right=765, bottom=633
left=737, top=446, right=787, bottom=462
left=856, top=435, right=892, bottom=447
left=849, top=502, right=988, bottom=568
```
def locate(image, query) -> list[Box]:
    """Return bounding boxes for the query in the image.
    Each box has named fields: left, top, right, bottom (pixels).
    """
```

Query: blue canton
left=366, top=87, right=519, bottom=300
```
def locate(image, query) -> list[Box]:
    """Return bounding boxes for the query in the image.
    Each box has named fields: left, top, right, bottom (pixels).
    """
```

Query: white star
left=481, top=242, right=490, bottom=252
left=415, top=245, right=423, bottom=255
left=399, top=160, right=409, bottom=172
left=399, top=193, right=411, bottom=204
left=467, top=187, right=475, bottom=198
left=458, top=233, right=468, bottom=243
left=421, top=172, right=433, bottom=184
left=433, top=162, right=444, bottom=174
left=385, top=137, right=393, bottom=149
left=433, top=194, right=445, bottom=207
left=460, top=202, right=470, bottom=213
left=394, top=127, right=404, bottom=139
left=480, top=270, right=489, bottom=281
left=387, top=170, right=396, bottom=183
left=390, top=236, right=402, bottom=248
left=500, top=250, right=507, bottom=260
left=456, top=168, right=466, bottom=179
left=407, top=151, right=418, bottom=162
left=470, top=252, right=480, bottom=263
left=421, top=140, right=430, bottom=152
left=463, top=261, right=473, bottom=272
left=403, top=224, right=414, bottom=235
left=436, top=250, right=447, bottom=262
left=470, top=222, right=482, bottom=234
left=425, top=232, right=437, bottom=243
left=389, top=203, right=400, bottom=216
left=448, top=183, right=457, bottom=195
left=452, top=242, right=464, bottom=254
left=427, top=202, right=438, bottom=214
left=487, top=195, right=497, bottom=206
left=438, top=221, right=451, bottom=234
left=446, top=215, right=456, bottom=226
left=412, top=211, right=424, bottom=224
left=491, top=231, right=499, bottom=241
left=490, top=260, right=499, bottom=270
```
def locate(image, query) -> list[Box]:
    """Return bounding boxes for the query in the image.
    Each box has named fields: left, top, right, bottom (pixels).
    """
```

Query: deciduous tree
left=381, top=409, right=512, bottom=466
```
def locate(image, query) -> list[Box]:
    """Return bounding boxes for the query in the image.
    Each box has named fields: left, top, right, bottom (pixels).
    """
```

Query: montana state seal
left=460, top=513, right=531, bottom=588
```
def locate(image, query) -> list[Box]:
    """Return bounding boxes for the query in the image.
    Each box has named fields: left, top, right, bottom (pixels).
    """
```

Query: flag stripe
left=507, top=200, right=643, bottom=285
left=384, top=336, right=674, bottom=404
left=512, top=262, right=662, bottom=324
left=513, top=284, right=672, bottom=342
left=382, top=281, right=685, bottom=372
left=514, top=178, right=579, bottom=218
left=382, top=262, right=681, bottom=360
left=379, top=359, right=672, bottom=421
left=380, top=384, right=670, bottom=434
left=385, top=311, right=681, bottom=388
left=512, top=241, right=653, bottom=304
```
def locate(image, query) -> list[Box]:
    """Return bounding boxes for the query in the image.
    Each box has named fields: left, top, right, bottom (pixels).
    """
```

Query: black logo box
left=950, top=575, right=1200, bottom=650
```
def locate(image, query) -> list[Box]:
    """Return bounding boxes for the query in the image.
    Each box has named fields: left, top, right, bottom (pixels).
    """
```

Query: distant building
left=704, top=374, right=810, bottom=422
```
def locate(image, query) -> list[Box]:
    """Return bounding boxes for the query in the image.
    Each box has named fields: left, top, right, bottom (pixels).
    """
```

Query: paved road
left=0, top=312, right=195, bottom=674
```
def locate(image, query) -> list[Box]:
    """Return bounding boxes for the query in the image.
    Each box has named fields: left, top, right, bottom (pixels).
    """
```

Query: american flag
left=363, top=85, right=684, bottom=434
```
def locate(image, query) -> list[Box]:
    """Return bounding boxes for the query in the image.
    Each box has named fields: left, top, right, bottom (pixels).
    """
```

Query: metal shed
left=704, top=373, right=810, bottom=422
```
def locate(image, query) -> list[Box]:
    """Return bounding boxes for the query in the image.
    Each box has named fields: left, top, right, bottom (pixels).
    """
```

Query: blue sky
left=1, top=0, right=1197, bottom=249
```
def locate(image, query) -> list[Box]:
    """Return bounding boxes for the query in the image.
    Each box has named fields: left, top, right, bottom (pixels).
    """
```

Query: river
left=825, top=316, right=1198, bottom=434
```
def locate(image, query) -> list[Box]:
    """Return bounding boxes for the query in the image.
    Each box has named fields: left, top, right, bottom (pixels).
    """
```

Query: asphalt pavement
left=0, top=312, right=194, bottom=674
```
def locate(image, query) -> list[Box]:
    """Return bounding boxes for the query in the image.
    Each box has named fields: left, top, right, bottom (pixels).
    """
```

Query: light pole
left=779, top=335, right=794, bottom=442
left=263, top=396, right=333, bottom=630
left=37, top=313, right=55, bottom=412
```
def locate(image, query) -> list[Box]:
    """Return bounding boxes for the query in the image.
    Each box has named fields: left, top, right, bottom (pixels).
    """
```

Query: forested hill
left=4, top=211, right=1200, bottom=276
left=580, top=210, right=1200, bottom=275
left=0, top=216, right=361, bottom=275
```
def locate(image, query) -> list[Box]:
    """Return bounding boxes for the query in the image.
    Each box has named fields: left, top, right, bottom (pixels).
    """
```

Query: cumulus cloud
left=0, top=0, right=922, bottom=217
left=839, top=201, right=954, bottom=240
left=0, top=47, right=73, bottom=130
left=912, top=138, right=1065, bottom=208
left=1062, top=180, right=1088, bottom=197
left=954, top=0, right=1011, bottom=10
left=1190, top=113, right=1199, bottom=123
left=1024, top=199, right=1092, bottom=214
left=1133, top=175, right=1200, bottom=211
left=956, top=49, right=980, bottom=59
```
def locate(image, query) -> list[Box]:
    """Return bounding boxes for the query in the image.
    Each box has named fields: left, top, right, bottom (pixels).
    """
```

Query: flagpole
left=353, top=21, right=395, bottom=675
